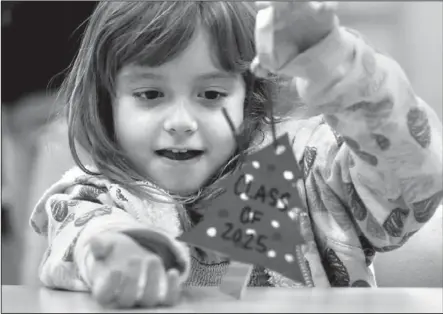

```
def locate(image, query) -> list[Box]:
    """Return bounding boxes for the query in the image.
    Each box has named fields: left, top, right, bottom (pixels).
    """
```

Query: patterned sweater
left=30, top=26, right=442, bottom=290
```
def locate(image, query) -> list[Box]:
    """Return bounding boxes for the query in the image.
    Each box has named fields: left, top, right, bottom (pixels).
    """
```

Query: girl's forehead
left=119, top=66, right=236, bottom=83
left=118, top=28, right=236, bottom=82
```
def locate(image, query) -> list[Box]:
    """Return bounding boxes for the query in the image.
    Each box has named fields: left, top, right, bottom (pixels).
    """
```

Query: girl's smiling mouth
left=155, top=149, right=205, bottom=161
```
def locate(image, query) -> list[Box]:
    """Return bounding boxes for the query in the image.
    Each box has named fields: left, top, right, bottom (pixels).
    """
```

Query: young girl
left=30, top=1, right=442, bottom=309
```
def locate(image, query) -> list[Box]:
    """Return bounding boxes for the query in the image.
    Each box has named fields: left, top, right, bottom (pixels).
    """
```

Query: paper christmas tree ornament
left=178, top=126, right=307, bottom=298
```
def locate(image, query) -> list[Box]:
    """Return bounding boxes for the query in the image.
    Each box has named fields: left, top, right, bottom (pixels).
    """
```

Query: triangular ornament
left=178, top=133, right=307, bottom=294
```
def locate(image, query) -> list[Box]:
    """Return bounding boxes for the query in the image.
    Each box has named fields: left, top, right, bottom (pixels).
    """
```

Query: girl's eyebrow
left=196, top=71, right=237, bottom=81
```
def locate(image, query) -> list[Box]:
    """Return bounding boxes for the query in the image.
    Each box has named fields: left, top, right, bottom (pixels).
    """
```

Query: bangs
left=95, top=2, right=257, bottom=95
left=200, top=2, right=256, bottom=74
left=118, top=2, right=200, bottom=67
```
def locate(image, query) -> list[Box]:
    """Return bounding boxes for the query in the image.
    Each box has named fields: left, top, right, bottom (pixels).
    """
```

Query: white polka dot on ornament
left=285, top=254, right=294, bottom=263
left=283, top=171, right=294, bottom=180
left=275, top=145, right=286, bottom=155
left=207, top=227, right=217, bottom=237
left=271, top=220, right=280, bottom=228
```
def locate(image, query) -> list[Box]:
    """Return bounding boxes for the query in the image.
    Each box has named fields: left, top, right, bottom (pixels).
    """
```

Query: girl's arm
left=30, top=178, right=190, bottom=292
left=293, top=26, right=442, bottom=250
left=254, top=3, right=442, bottom=251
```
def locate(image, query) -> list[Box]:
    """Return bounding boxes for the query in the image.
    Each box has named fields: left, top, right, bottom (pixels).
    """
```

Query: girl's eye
left=199, top=91, right=228, bottom=101
left=134, top=90, right=164, bottom=100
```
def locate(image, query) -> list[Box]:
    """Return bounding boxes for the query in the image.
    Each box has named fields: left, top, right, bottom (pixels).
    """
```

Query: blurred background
left=1, top=1, right=442, bottom=287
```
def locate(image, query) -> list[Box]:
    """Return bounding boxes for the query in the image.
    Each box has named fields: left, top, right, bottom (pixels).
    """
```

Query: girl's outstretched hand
left=252, top=1, right=338, bottom=76
left=87, top=232, right=181, bottom=309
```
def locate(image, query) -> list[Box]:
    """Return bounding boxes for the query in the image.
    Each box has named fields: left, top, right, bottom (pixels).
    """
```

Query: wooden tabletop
left=1, top=286, right=442, bottom=313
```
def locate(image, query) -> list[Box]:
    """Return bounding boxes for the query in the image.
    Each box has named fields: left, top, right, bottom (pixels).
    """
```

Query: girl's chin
left=158, top=181, right=203, bottom=197
left=144, top=165, right=225, bottom=198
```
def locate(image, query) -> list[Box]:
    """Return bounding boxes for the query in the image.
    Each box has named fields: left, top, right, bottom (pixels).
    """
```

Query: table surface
left=1, top=286, right=442, bottom=313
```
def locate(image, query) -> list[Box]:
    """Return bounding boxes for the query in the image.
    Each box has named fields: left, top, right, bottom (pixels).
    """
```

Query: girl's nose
left=163, top=103, right=198, bottom=135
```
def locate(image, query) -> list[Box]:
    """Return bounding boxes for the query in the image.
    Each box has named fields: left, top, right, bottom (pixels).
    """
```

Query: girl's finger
left=92, top=269, right=123, bottom=307
left=116, top=258, right=142, bottom=308
left=138, top=257, right=168, bottom=308
left=162, top=269, right=181, bottom=306
left=135, top=256, right=149, bottom=305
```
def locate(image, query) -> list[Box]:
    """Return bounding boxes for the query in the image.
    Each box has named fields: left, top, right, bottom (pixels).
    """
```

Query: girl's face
left=113, top=28, right=246, bottom=195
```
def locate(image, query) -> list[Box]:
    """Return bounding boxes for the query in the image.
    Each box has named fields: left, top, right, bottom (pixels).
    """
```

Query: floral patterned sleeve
left=29, top=170, right=190, bottom=291
left=287, top=26, right=442, bottom=250
left=270, top=24, right=442, bottom=287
